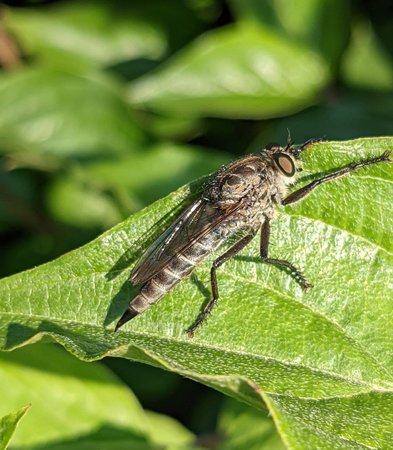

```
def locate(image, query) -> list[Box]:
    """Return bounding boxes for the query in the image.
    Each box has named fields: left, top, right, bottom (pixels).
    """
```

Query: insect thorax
left=205, top=153, right=295, bottom=231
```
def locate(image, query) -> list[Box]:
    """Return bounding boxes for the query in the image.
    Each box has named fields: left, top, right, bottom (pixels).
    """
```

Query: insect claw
left=303, top=282, right=313, bottom=292
left=186, top=327, right=195, bottom=338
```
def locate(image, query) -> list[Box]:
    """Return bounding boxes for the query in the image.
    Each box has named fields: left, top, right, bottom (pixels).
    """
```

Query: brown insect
left=115, top=139, right=391, bottom=336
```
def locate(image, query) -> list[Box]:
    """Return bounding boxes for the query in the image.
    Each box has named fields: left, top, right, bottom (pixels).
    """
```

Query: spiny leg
left=260, top=216, right=312, bottom=290
left=285, top=136, right=323, bottom=154
left=187, top=233, right=256, bottom=337
left=283, top=150, right=392, bottom=205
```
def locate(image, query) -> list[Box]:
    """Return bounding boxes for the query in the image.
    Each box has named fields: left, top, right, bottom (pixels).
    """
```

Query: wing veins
left=131, top=199, right=245, bottom=285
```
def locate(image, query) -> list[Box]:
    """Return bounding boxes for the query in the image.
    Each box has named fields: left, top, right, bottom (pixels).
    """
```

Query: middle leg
left=187, top=232, right=256, bottom=337
left=260, top=216, right=312, bottom=290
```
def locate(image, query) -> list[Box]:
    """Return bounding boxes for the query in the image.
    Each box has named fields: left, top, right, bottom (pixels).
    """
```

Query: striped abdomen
left=125, top=231, right=225, bottom=320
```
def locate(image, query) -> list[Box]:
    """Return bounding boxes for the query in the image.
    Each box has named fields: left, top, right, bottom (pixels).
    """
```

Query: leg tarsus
left=262, top=257, right=312, bottom=291
left=260, top=216, right=312, bottom=291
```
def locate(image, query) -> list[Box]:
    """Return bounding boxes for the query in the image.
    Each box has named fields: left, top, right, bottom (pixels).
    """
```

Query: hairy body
left=114, top=140, right=391, bottom=335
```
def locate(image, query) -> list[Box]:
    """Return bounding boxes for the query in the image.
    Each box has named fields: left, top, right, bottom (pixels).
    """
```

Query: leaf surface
left=0, top=344, right=195, bottom=449
left=128, top=24, right=329, bottom=119
left=0, top=138, right=392, bottom=448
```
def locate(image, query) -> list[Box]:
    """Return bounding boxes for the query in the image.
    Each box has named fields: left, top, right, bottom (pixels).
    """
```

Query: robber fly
left=115, top=138, right=392, bottom=336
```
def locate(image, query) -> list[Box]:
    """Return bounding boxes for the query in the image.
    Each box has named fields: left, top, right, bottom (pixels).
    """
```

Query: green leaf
left=0, top=68, right=145, bottom=161
left=4, top=0, right=167, bottom=72
left=145, top=411, right=195, bottom=448
left=46, top=143, right=230, bottom=228
left=0, top=343, right=194, bottom=449
left=218, top=399, right=285, bottom=450
left=129, top=23, right=329, bottom=119
left=0, top=137, right=392, bottom=448
left=228, top=0, right=350, bottom=70
left=0, top=405, right=30, bottom=450
left=341, top=20, right=393, bottom=91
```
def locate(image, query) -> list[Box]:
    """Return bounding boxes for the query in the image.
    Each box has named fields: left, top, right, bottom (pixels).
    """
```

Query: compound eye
left=274, top=153, right=295, bottom=177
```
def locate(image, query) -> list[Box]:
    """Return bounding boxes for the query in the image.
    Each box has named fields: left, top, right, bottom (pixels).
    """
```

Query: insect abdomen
left=127, top=235, right=220, bottom=317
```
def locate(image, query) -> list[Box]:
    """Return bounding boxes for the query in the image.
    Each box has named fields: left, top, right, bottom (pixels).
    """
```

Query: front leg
left=260, top=216, right=312, bottom=290
left=283, top=150, right=392, bottom=205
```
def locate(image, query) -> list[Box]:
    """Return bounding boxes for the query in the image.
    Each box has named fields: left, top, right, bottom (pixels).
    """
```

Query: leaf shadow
left=103, top=278, right=137, bottom=328
left=104, top=179, right=206, bottom=328
left=11, top=424, right=151, bottom=450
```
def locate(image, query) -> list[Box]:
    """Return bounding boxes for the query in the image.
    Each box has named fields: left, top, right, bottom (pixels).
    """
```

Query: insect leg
left=283, top=150, right=392, bottom=205
left=260, top=216, right=312, bottom=290
left=187, top=233, right=256, bottom=337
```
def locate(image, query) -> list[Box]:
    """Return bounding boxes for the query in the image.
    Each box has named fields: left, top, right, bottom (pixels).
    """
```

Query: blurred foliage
left=0, top=0, right=392, bottom=448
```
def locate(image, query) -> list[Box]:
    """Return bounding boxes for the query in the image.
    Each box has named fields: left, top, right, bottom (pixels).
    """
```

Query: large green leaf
left=129, top=23, right=329, bottom=119
left=0, top=138, right=392, bottom=448
left=0, top=343, right=195, bottom=449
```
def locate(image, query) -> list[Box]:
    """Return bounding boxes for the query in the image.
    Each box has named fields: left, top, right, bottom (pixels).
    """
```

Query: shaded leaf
left=341, top=20, right=393, bottom=91
left=218, top=399, right=285, bottom=450
left=129, top=23, right=329, bottom=119
left=0, top=138, right=392, bottom=448
left=46, top=143, right=230, bottom=228
left=228, top=0, right=350, bottom=70
left=0, top=68, right=145, bottom=161
left=250, top=91, right=393, bottom=147
left=5, top=0, right=167, bottom=71
left=0, top=344, right=194, bottom=449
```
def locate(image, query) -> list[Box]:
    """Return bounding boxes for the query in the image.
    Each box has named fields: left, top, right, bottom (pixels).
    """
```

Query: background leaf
left=217, top=399, right=286, bottom=450
left=0, top=405, right=30, bottom=450
left=0, top=138, right=392, bottom=448
left=129, top=23, right=329, bottom=118
left=0, top=343, right=196, bottom=449
left=0, top=68, right=145, bottom=160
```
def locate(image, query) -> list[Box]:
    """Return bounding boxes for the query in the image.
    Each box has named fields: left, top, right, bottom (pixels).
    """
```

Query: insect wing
left=131, top=199, right=203, bottom=284
left=131, top=198, right=242, bottom=284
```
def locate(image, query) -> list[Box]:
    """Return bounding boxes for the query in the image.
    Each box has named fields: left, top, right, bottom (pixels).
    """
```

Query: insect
left=115, top=138, right=391, bottom=336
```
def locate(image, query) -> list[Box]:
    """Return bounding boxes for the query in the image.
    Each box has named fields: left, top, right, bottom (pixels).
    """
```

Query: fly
left=115, top=138, right=392, bottom=336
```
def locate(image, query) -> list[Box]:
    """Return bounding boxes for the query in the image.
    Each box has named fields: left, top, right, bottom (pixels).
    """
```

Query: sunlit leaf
left=0, top=138, right=392, bottom=448
left=129, top=23, right=329, bottom=119
left=0, top=405, right=30, bottom=450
